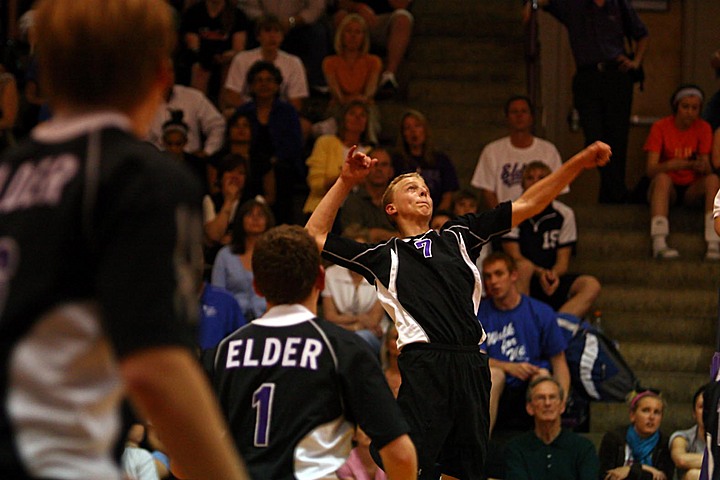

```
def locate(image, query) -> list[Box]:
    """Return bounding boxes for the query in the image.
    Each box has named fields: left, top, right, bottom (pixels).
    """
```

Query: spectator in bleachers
left=393, top=109, right=459, bottom=211
left=322, top=225, right=387, bottom=354
left=203, top=153, right=247, bottom=257
left=669, top=384, right=707, bottom=480
left=502, top=161, right=601, bottom=319
left=221, top=15, right=309, bottom=114
left=451, top=189, right=479, bottom=217
left=316, top=13, right=381, bottom=142
left=336, top=427, right=388, bottom=480
left=479, top=252, right=571, bottom=434
left=598, top=389, right=674, bottom=480
left=238, top=0, right=329, bottom=92
left=504, top=376, right=599, bottom=480
left=702, top=49, right=720, bottom=132
left=148, top=68, right=226, bottom=158
left=471, top=95, right=564, bottom=209
left=381, top=324, right=401, bottom=398
left=528, top=0, right=648, bottom=205
left=160, top=111, right=213, bottom=195
left=221, top=110, right=276, bottom=206
left=645, top=84, right=720, bottom=260
left=198, top=281, right=247, bottom=350
left=0, top=63, right=18, bottom=153
left=235, top=61, right=303, bottom=225
left=16, top=9, right=48, bottom=136
left=303, top=100, right=373, bottom=218
left=181, top=0, right=248, bottom=103
left=121, top=423, right=159, bottom=480
left=429, top=210, right=452, bottom=233
left=340, top=146, right=397, bottom=241
left=334, top=0, right=413, bottom=97
left=211, top=197, right=274, bottom=321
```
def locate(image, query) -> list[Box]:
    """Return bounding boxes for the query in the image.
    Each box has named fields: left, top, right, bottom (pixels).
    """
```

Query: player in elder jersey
left=0, top=0, right=247, bottom=478
left=206, top=225, right=417, bottom=479
left=306, top=143, right=610, bottom=479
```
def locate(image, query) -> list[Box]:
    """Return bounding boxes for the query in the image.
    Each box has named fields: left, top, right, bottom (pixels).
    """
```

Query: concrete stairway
left=377, top=0, right=526, bottom=182
left=572, top=203, right=720, bottom=436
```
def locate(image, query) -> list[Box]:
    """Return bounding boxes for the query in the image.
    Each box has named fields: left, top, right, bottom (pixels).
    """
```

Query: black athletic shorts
left=397, top=343, right=490, bottom=480
left=529, top=273, right=580, bottom=312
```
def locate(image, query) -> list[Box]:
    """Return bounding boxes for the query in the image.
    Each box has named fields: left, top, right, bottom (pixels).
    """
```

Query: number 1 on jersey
left=252, top=383, right=275, bottom=447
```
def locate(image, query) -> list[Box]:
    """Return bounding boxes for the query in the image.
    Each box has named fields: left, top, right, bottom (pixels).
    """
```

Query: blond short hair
left=334, top=14, right=370, bottom=55
left=382, top=172, right=422, bottom=210
left=381, top=172, right=424, bottom=226
left=34, top=0, right=175, bottom=112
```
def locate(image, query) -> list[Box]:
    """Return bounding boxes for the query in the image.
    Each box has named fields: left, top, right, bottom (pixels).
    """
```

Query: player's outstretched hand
left=340, top=145, right=377, bottom=186
left=579, top=141, right=612, bottom=169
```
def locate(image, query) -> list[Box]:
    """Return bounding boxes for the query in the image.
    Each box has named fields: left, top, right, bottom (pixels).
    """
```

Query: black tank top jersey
left=0, top=115, right=199, bottom=478
left=206, top=306, right=408, bottom=480
left=323, top=202, right=512, bottom=348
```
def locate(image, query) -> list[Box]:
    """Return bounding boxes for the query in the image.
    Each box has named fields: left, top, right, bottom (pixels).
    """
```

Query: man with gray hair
left=504, top=376, right=599, bottom=480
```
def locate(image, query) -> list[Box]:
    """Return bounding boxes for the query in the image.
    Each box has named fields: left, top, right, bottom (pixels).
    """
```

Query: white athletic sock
left=650, top=216, right=669, bottom=252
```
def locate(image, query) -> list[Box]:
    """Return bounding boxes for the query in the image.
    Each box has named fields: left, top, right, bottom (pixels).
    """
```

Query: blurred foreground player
left=0, top=0, right=248, bottom=478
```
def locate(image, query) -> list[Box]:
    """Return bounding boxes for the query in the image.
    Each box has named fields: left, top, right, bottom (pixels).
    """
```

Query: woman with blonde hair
left=598, top=389, right=674, bottom=480
left=393, top=109, right=459, bottom=211
left=314, top=14, right=381, bottom=142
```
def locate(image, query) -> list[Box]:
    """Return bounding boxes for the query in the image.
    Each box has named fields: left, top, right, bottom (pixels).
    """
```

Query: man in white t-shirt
left=471, top=95, right=565, bottom=209
left=221, top=15, right=309, bottom=113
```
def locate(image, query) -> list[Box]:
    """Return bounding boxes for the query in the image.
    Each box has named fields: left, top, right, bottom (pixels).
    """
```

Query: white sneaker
left=654, top=247, right=679, bottom=259
left=379, top=72, right=399, bottom=89
left=706, top=250, right=720, bottom=261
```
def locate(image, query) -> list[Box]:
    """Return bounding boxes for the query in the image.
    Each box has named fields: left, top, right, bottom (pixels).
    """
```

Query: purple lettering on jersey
left=500, top=163, right=525, bottom=188
left=252, top=383, right=275, bottom=447
left=414, top=238, right=432, bottom=258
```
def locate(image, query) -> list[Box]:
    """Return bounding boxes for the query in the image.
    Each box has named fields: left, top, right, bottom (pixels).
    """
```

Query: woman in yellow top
left=303, top=100, right=373, bottom=216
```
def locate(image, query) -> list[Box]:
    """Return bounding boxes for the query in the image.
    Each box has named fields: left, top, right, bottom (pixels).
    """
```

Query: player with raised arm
left=306, top=142, right=610, bottom=479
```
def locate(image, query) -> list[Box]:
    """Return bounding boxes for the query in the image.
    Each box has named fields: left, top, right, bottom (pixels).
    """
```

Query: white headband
left=673, top=87, right=704, bottom=105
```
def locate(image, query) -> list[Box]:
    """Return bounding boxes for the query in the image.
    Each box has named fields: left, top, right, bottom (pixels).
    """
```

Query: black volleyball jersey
left=323, top=202, right=512, bottom=348
left=0, top=113, right=200, bottom=479
left=206, top=304, right=409, bottom=480
left=503, top=200, right=577, bottom=270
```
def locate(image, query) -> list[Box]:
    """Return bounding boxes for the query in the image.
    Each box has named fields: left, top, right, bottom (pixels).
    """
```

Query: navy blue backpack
left=556, top=313, right=640, bottom=401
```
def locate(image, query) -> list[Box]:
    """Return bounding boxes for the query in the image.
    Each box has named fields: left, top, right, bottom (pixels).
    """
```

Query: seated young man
left=479, top=252, right=570, bottom=434
left=502, top=161, right=601, bottom=319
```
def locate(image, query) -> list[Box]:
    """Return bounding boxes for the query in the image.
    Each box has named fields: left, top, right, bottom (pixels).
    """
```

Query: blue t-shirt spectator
left=199, top=283, right=246, bottom=350
left=479, top=294, right=567, bottom=388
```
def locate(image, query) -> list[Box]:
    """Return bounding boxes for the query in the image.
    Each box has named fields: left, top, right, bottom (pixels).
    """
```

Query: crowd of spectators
left=1, top=1, right=719, bottom=480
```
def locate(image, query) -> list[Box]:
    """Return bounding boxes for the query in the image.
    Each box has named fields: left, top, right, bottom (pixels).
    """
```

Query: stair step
left=591, top=311, right=716, bottom=344
left=407, top=78, right=524, bottom=105
left=577, top=229, right=710, bottom=260
left=634, top=370, right=709, bottom=402
left=408, top=38, right=523, bottom=65
left=574, top=256, right=720, bottom=287
left=405, top=59, right=525, bottom=83
left=596, top=285, right=717, bottom=316
left=414, top=16, right=523, bottom=38
left=571, top=203, right=705, bottom=231
left=617, top=341, right=714, bottom=373
left=412, top=0, right=522, bottom=18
